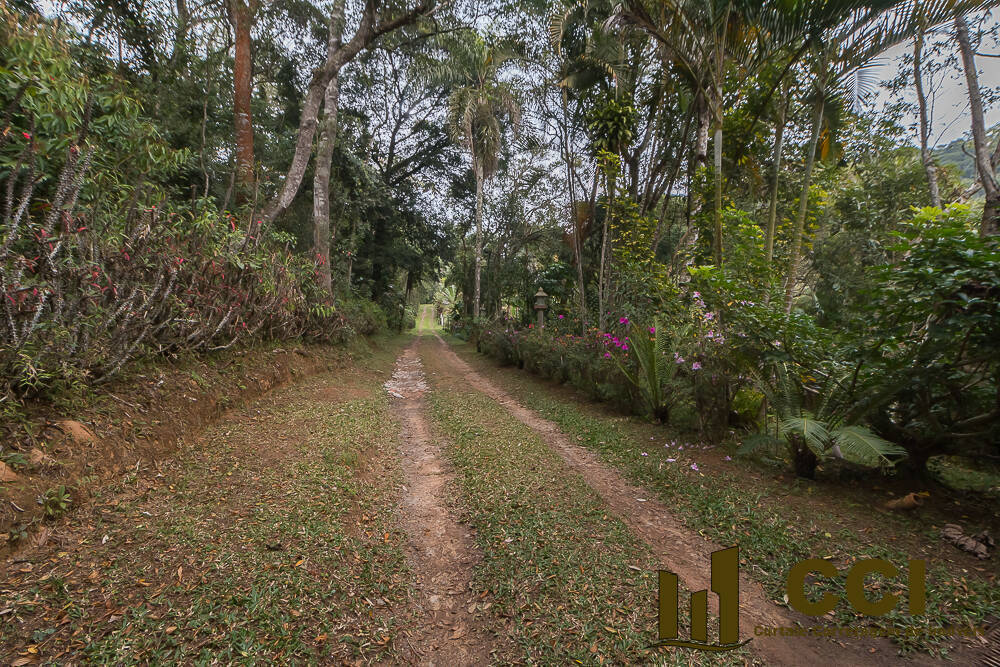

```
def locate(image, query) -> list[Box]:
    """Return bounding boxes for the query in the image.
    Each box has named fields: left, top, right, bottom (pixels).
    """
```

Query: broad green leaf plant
left=743, top=362, right=906, bottom=478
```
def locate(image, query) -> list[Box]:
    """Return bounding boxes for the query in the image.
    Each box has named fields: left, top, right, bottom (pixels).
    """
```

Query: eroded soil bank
left=1, top=341, right=372, bottom=552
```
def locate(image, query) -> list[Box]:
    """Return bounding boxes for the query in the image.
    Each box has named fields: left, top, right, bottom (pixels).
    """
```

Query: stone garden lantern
left=533, top=287, right=548, bottom=328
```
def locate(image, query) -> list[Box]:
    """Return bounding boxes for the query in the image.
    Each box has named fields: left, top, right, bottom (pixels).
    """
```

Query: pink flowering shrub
left=478, top=296, right=738, bottom=434
left=479, top=320, right=638, bottom=409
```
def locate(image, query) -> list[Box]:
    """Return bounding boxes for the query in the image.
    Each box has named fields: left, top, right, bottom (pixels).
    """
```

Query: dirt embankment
left=0, top=342, right=365, bottom=555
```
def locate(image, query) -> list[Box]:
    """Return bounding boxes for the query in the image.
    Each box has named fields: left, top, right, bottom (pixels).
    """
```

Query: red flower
left=22, top=132, right=31, bottom=140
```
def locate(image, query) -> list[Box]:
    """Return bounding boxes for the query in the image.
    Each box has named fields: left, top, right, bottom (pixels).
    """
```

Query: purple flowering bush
left=605, top=317, right=681, bottom=423
left=476, top=283, right=773, bottom=436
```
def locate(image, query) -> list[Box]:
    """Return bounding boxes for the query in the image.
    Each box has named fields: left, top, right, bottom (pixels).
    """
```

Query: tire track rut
left=387, top=339, right=492, bottom=665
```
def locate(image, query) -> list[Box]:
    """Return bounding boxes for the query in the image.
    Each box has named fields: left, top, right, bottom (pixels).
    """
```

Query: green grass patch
left=1, top=343, right=413, bottom=664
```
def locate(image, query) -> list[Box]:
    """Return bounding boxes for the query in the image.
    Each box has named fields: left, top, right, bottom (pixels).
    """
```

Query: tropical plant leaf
left=780, top=415, right=832, bottom=450
left=737, top=433, right=784, bottom=457
left=832, top=425, right=907, bottom=468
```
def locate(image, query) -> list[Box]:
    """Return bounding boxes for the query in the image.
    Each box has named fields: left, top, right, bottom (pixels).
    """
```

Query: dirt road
left=0, top=306, right=951, bottom=664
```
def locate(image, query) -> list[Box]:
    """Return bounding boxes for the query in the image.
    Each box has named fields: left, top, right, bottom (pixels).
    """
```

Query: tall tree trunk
left=598, top=168, right=616, bottom=332
left=765, top=88, right=788, bottom=266
left=688, top=100, right=710, bottom=219
left=589, top=170, right=606, bottom=331
left=561, top=90, right=587, bottom=331
left=693, top=101, right=710, bottom=173
left=310, top=3, right=346, bottom=300
left=913, top=29, right=941, bottom=207
left=712, top=123, right=723, bottom=266
left=711, top=48, right=724, bottom=267
left=688, top=98, right=712, bottom=214
left=474, top=161, right=483, bottom=320
left=262, top=72, right=327, bottom=224
left=955, top=13, right=1000, bottom=236
left=573, top=209, right=586, bottom=329
left=227, top=0, right=255, bottom=202
left=346, top=217, right=357, bottom=286
left=671, top=101, right=709, bottom=279
left=174, top=0, right=191, bottom=59
left=200, top=93, right=210, bottom=199
left=312, top=73, right=341, bottom=298
left=784, top=94, right=825, bottom=314
left=598, top=210, right=610, bottom=331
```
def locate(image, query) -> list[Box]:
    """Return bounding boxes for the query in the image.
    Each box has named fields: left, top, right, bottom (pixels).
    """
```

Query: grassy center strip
left=421, top=350, right=752, bottom=665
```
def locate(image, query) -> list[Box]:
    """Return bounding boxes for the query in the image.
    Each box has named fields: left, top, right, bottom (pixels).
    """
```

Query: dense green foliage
left=0, top=12, right=361, bottom=400
left=462, top=0, right=1000, bottom=480
left=933, top=122, right=1000, bottom=179
left=0, top=4, right=449, bottom=405
left=2, top=0, right=998, bottom=483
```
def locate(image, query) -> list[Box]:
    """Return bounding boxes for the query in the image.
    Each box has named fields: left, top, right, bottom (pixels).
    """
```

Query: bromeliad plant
left=743, top=362, right=906, bottom=478
left=612, top=317, right=677, bottom=423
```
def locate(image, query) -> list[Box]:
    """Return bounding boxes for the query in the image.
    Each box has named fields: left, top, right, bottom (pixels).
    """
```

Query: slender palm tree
left=608, top=0, right=732, bottom=266
left=439, top=36, right=520, bottom=320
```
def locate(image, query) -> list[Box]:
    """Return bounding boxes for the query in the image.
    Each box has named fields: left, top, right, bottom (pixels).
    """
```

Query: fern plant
left=615, top=318, right=676, bottom=423
left=742, top=362, right=906, bottom=478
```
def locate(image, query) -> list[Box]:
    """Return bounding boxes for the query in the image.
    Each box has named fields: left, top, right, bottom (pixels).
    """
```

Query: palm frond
left=746, top=363, right=797, bottom=418
left=738, top=432, right=784, bottom=457
left=775, top=363, right=801, bottom=418
left=439, top=36, right=521, bottom=178
left=653, top=316, right=671, bottom=381
left=831, top=58, right=882, bottom=111
left=835, top=0, right=996, bottom=68
left=813, top=368, right=856, bottom=427
left=549, top=8, right=571, bottom=55
left=832, top=425, right=907, bottom=468
left=780, top=415, right=832, bottom=451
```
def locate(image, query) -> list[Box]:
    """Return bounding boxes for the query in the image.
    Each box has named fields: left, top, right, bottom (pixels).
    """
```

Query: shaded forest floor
left=0, top=305, right=996, bottom=665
